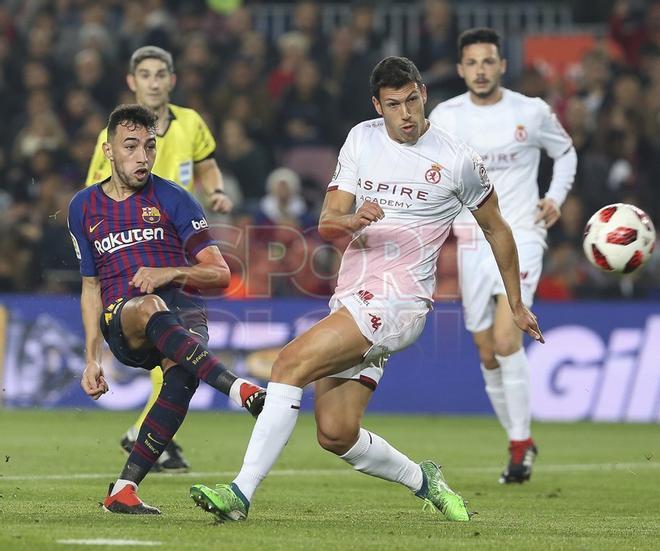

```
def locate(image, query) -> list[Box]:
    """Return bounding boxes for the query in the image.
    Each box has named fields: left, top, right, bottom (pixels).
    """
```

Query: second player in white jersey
left=430, top=87, right=576, bottom=245
left=428, top=28, right=577, bottom=485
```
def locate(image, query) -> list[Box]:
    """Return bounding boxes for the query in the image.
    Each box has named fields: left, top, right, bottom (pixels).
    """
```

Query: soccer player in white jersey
left=189, top=56, right=544, bottom=522
left=429, top=28, right=577, bottom=484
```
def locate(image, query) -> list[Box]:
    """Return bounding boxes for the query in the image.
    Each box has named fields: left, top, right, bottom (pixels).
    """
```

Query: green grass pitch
left=1, top=410, right=658, bottom=550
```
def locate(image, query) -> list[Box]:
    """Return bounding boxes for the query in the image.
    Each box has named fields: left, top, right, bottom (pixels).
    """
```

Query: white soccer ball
left=583, top=203, right=656, bottom=273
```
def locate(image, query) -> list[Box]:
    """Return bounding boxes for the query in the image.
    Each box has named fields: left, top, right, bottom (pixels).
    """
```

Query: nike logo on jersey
left=189, top=328, right=204, bottom=338
left=89, top=220, right=104, bottom=233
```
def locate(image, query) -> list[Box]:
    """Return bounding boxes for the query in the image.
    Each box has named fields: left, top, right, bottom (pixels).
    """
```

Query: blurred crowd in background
left=0, top=0, right=659, bottom=300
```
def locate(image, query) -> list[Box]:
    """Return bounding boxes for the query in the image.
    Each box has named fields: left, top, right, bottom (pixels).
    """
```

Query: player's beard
left=469, top=79, right=500, bottom=100
left=115, top=164, right=150, bottom=191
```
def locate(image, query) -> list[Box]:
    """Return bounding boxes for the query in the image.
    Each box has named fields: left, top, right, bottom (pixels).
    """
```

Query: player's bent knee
left=135, top=295, right=168, bottom=325
left=316, top=423, right=359, bottom=455
left=493, top=336, right=522, bottom=358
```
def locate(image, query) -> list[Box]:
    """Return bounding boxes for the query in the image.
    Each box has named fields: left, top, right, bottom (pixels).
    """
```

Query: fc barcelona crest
left=142, top=206, right=161, bottom=224
left=515, top=124, right=528, bottom=142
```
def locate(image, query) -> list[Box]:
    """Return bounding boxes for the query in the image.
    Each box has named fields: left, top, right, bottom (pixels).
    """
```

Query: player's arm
left=535, top=102, right=578, bottom=228
left=68, top=195, right=107, bottom=397
left=472, top=192, right=544, bottom=343
left=318, top=189, right=384, bottom=241
left=195, top=157, right=233, bottom=214
left=191, top=109, right=232, bottom=213
left=130, top=245, right=230, bottom=293
left=80, top=275, right=108, bottom=399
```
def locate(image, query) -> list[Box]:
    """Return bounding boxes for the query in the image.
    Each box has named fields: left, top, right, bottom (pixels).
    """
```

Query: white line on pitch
left=56, top=539, right=160, bottom=546
left=1, top=462, right=658, bottom=481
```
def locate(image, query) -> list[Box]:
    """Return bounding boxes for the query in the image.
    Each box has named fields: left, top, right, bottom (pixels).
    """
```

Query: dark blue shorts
left=100, top=289, right=209, bottom=371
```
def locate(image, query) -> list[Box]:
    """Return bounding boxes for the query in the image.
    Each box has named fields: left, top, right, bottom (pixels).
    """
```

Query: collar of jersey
left=157, top=106, right=177, bottom=138
left=97, top=174, right=153, bottom=202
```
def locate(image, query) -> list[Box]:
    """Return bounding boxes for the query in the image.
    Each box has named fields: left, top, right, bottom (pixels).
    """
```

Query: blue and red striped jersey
left=68, top=174, right=217, bottom=307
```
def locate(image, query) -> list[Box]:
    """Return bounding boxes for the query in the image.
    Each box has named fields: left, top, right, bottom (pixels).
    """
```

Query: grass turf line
left=0, top=410, right=658, bottom=550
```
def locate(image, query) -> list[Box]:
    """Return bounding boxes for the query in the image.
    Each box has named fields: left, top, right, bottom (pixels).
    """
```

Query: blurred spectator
left=62, top=130, right=98, bottom=186
left=12, top=110, right=66, bottom=162
left=537, top=242, right=589, bottom=300
left=564, top=95, right=594, bottom=154
left=60, top=87, right=102, bottom=136
left=215, top=5, right=272, bottom=72
left=255, top=167, right=313, bottom=228
left=118, top=2, right=174, bottom=54
left=574, top=49, right=612, bottom=124
left=212, top=57, right=272, bottom=137
left=218, top=118, right=272, bottom=206
left=35, top=186, right=80, bottom=293
left=349, top=1, right=396, bottom=58
left=415, top=0, right=462, bottom=102
left=609, top=0, right=660, bottom=69
left=267, top=31, right=310, bottom=101
left=256, top=167, right=314, bottom=229
left=275, top=59, right=336, bottom=150
left=325, top=26, right=375, bottom=138
left=290, top=0, right=327, bottom=65
left=72, top=48, right=117, bottom=110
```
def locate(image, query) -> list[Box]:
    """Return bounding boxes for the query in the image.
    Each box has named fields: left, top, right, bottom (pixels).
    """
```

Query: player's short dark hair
left=129, top=45, right=174, bottom=73
left=370, top=56, right=423, bottom=99
left=458, top=28, right=502, bottom=60
left=107, top=104, right=157, bottom=140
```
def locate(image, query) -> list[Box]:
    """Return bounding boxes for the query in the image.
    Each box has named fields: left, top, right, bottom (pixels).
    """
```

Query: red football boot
left=102, top=483, right=161, bottom=514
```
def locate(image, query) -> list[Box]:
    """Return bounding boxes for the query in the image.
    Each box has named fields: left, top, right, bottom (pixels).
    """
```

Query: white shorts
left=458, top=238, right=543, bottom=333
left=327, top=290, right=430, bottom=389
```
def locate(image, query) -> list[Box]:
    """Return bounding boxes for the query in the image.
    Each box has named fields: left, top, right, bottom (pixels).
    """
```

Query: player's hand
left=512, top=304, right=545, bottom=343
left=130, top=266, right=177, bottom=294
left=210, top=192, right=233, bottom=214
left=535, top=197, right=560, bottom=228
left=351, top=200, right=384, bottom=231
left=81, top=361, right=109, bottom=400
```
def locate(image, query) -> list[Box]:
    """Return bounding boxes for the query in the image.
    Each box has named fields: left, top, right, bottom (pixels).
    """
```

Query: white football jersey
left=328, top=118, right=493, bottom=301
left=429, top=88, right=574, bottom=244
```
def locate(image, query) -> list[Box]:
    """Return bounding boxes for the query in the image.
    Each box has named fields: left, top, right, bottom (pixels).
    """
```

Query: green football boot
left=190, top=483, right=249, bottom=522
left=415, top=460, right=471, bottom=521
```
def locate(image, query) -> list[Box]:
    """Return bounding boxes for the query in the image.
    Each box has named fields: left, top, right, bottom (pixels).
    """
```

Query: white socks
left=232, top=382, right=303, bottom=502
left=339, top=428, right=423, bottom=494
left=481, top=363, right=512, bottom=435
left=111, top=479, right=136, bottom=496
left=496, top=348, right=531, bottom=441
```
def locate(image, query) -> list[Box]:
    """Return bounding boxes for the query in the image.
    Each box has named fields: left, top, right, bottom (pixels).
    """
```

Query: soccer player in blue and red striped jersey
left=68, top=104, right=265, bottom=514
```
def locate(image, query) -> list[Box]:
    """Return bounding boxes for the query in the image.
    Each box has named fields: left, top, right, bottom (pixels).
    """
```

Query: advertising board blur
left=0, top=296, right=657, bottom=422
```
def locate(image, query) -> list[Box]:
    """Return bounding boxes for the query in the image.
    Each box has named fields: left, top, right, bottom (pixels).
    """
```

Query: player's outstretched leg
left=316, top=379, right=470, bottom=522
left=338, top=429, right=471, bottom=522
